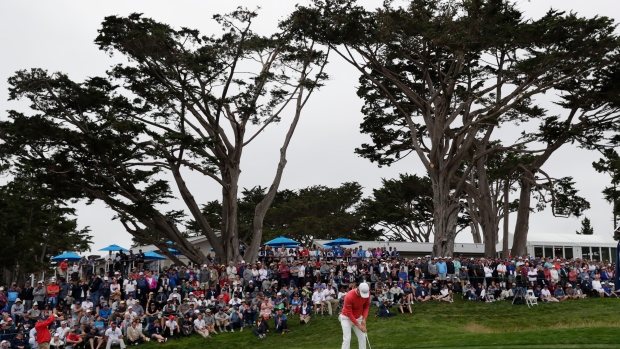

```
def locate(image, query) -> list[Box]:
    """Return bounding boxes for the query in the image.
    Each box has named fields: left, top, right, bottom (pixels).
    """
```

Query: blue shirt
left=99, top=308, right=111, bottom=319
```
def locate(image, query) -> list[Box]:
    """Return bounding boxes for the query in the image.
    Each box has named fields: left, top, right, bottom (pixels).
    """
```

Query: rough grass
left=140, top=297, right=620, bottom=348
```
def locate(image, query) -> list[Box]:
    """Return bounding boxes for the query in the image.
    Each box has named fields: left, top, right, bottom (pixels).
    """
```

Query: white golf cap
left=358, top=282, right=370, bottom=298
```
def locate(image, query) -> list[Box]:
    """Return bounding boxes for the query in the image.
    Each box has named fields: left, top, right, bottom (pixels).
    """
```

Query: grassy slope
left=144, top=298, right=620, bottom=348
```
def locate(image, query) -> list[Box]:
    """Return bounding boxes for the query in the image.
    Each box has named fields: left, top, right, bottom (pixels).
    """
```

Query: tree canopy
left=0, top=9, right=328, bottom=264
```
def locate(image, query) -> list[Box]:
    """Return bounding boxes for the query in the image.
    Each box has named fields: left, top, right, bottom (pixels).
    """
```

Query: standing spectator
left=46, top=279, right=60, bottom=308
left=135, top=250, right=145, bottom=272
left=20, top=282, right=34, bottom=311
left=33, top=282, right=46, bottom=307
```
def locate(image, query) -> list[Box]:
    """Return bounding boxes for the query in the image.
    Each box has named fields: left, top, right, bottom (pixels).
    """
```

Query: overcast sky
left=1, top=0, right=619, bottom=254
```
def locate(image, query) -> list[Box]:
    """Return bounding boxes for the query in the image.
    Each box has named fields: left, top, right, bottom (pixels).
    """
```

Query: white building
left=497, top=233, right=618, bottom=262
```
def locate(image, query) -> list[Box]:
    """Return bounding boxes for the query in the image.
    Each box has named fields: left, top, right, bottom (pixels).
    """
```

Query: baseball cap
left=358, top=282, right=370, bottom=298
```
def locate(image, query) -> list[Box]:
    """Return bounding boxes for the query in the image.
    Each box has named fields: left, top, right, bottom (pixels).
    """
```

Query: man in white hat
left=339, top=282, right=370, bottom=349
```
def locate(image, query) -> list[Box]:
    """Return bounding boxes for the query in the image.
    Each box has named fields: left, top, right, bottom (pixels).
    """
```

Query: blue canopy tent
left=144, top=251, right=166, bottom=260
left=99, top=244, right=129, bottom=252
left=324, top=238, right=358, bottom=247
left=51, top=252, right=82, bottom=280
left=51, top=252, right=82, bottom=262
left=164, top=241, right=182, bottom=255
left=264, top=236, right=300, bottom=248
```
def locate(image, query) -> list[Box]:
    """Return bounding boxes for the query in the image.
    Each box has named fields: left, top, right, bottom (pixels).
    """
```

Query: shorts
left=439, top=274, right=447, bottom=281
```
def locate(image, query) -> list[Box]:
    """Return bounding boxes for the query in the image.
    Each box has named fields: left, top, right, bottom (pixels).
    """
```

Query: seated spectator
left=415, top=285, right=430, bottom=302
left=228, top=308, right=243, bottom=332
left=193, top=312, right=209, bottom=339
left=11, top=332, right=30, bottom=349
left=146, top=321, right=166, bottom=343
left=438, top=285, right=453, bottom=303
left=64, top=331, right=83, bottom=349
left=203, top=309, right=217, bottom=336
left=591, top=276, right=605, bottom=297
left=180, top=314, right=193, bottom=337
left=252, top=315, right=269, bottom=339
left=540, top=285, right=559, bottom=303
left=573, top=284, right=587, bottom=299
left=377, top=298, right=395, bottom=318
left=104, top=322, right=125, bottom=349
left=274, top=309, right=288, bottom=334
left=162, top=315, right=180, bottom=340
left=601, top=282, right=618, bottom=298
left=84, top=326, right=104, bottom=349
left=298, top=300, right=311, bottom=324
left=214, top=309, right=229, bottom=333
left=553, top=286, right=568, bottom=302
left=50, top=333, right=64, bottom=349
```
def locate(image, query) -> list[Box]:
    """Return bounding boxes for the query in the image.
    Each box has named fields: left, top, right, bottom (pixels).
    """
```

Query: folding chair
left=526, top=289, right=538, bottom=307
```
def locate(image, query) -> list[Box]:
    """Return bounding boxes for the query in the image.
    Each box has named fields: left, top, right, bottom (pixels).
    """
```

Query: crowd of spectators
left=0, top=244, right=616, bottom=348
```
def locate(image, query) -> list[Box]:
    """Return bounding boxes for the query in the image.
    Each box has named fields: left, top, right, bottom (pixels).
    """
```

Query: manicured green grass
left=144, top=298, right=620, bottom=348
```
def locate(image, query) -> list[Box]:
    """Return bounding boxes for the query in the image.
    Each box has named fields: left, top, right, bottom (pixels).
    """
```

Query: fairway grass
left=141, top=297, right=620, bottom=348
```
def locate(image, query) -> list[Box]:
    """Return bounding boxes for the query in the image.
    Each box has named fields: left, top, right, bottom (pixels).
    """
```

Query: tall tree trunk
left=430, top=173, right=459, bottom=257
left=221, top=164, right=241, bottom=264
left=470, top=223, right=482, bottom=244
left=502, top=180, right=510, bottom=258
left=512, top=173, right=534, bottom=257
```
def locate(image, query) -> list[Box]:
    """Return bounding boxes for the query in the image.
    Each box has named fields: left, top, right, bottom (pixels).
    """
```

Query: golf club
left=366, top=332, right=372, bottom=349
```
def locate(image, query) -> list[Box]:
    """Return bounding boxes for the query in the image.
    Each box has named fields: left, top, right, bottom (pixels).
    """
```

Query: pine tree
left=576, top=217, right=594, bottom=235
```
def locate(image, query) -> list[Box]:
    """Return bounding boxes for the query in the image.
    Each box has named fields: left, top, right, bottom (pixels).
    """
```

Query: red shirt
left=341, top=289, right=370, bottom=325
left=35, top=315, right=56, bottom=344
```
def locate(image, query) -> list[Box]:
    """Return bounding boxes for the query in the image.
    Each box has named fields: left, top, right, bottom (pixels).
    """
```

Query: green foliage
left=576, top=217, right=594, bottom=235
left=359, top=174, right=435, bottom=242
left=0, top=9, right=329, bottom=263
left=0, top=171, right=91, bottom=280
left=593, top=149, right=620, bottom=230
left=189, top=182, right=377, bottom=246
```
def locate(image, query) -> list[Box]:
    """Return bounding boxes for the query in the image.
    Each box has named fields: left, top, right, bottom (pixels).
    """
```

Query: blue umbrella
left=324, top=237, right=358, bottom=247
left=264, top=236, right=300, bottom=247
left=144, top=251, right=166, bottom=260
left=99, top=244, right=129, bottom=252
left=167, top=248, right=182, bottom=256
left=51, top=252, right=82, bottom=262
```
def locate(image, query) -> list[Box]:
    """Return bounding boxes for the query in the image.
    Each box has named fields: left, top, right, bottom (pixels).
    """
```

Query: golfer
left=339, top=282, right=370, bottom=349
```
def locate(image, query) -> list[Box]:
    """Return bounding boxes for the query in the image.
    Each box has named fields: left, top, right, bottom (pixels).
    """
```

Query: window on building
left=590, top=247, right=601, bottom=260
left=564, top=247, right=573, bottom=259
left=534, top=246, right=543, bottom=258
left=601, top=248, right=610, bottom=262
left=544, top=246, right=553, bottom=258
left=582, top=247, right=590, bottom=259
left=554, top=247, right=563, bottom=259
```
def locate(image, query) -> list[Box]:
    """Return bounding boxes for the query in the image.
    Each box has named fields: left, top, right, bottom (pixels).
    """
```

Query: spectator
left=11, top=332, right=29, bottom=349
left=104, top=321, right=125, bottom=349
left=202, top=309, right=217, bottom=336
left=274, top=309, right=289, bottom=334
left=180, top=314, right=193, bottom=337
left=163, top=315, right=179, bottom=340
left=214, top=309, right=229, bottom=333
left=33, top=283, right=46, bottom=307
left=49, top=334, right=63, bottom=349
left=126, top=320, right=148, bottom=345
left=192, top=312, right=209, bottom=339
left=64, top=331, right=82, bottom=349
left=252, top=315, right=269, bottom=339
left=146, top=321, right=166, bottom=344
